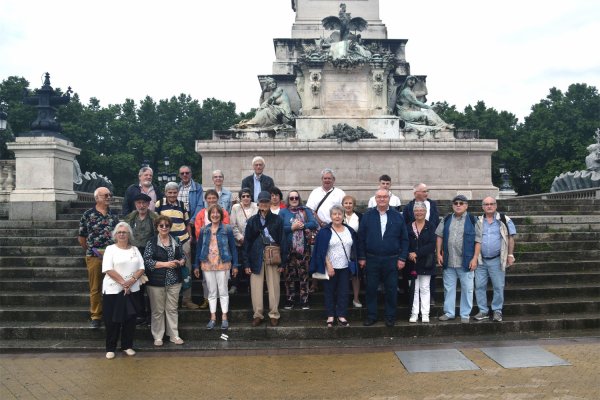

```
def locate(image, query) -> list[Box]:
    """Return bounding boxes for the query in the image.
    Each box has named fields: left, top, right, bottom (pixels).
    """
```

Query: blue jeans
left=323, top=267, right=350, bottom=318
left=365, top=257, right=398, bottom=322
left=475, top=257, right=505, bottom=313
left=442, top=267, right=474, bottom=318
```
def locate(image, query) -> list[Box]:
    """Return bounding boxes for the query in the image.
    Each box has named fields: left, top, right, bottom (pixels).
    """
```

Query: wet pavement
left=1, top=337, right=599, bottom=399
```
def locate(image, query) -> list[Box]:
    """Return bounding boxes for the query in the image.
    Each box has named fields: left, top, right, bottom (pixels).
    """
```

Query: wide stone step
left=0, top=246, right=83, bottom=256
left=0, top=268, right=88, bottom=279
left=508, top=260, right=600, bottom=273
left=2, top=297, right=598, bottom=323
left=2, top=271, right=599, bottom=292
left=1, top=312, right=598, bottom=342
left=517, top=250, right=600, bottom=262
left=0, top=237, right=79, bottom=246
left=1, top=283, right=597, bottom=307
left=516, top=223, right=600, bottom=232
left=0, top=228, right=78, bottom=237
left=0, top=220, right=79, bottom=229
left=517, top=232, right=600, bottom=242
left=515, top=241, right=600, bottom=252
left=0, top=256, right=85, bottom=268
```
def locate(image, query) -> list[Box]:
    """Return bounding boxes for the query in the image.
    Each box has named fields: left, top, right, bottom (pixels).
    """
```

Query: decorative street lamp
left=157, top=156, right=176, bottom=184
left=21, top=72, right=72, bottom=140
left=498, top=163, right=518, bottom=198
left=0, top=102, right=7, bottom=131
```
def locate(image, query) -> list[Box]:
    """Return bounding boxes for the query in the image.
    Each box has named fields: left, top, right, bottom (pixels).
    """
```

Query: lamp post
left=0, top=102, right=7, bottom=131
left=157, top=156, right=176, bottom=185
left=498, top=163, right=517, bottom=198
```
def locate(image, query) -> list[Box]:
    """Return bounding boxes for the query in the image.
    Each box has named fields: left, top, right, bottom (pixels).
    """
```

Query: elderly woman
left=280, top=190, right=318, bottom=310
left=269, top=186, right=286, bottom=215
left=342, top=195, right=363, bottom=308
left=310, top=205, right=358, bottom=327
left=212, top=169, right=234, bottom=213
left=194, top=204, right=239, bottom=330
left=229, top=187, right=259, bottom=294
left=143, top=215, right=186, bottom=346
left=406, top=201, right=437, bottom=323
left=101, top=222, right=145, bottom=359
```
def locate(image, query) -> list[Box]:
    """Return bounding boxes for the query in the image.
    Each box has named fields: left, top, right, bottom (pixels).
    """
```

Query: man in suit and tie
left=241, top=156, right=275, bottom=203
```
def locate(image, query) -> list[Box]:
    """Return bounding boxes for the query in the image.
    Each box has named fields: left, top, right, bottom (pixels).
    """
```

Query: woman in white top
left=102, top=222, right=145, bottom=359
left=229, top=188, right=258, bottom=294
left=342, top=195, right=363, bottom=309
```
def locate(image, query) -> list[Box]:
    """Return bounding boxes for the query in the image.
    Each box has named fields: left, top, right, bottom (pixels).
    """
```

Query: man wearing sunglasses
left=435, top=195, right=481, bottom=323
left=177, top=165, right=204, bottom=223
left=473, top=197, right=517, bottom=322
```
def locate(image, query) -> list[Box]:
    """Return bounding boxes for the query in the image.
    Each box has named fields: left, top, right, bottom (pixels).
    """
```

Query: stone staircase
left=0, top=199, right=599, bottom=352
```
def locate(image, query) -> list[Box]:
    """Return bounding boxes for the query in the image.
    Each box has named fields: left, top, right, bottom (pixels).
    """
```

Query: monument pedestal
left=7, top=136, right=80, bottom=220
left=196, top=138, right=499, bottom=203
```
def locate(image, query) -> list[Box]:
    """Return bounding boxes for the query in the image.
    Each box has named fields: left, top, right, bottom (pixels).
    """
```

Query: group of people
left=78, top=156, right=516, bottom=359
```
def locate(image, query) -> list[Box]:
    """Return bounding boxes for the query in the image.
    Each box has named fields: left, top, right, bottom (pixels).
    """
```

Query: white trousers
left=204, top=270, right=229, bottom=314
left=411, top=275, right=431, bottom=318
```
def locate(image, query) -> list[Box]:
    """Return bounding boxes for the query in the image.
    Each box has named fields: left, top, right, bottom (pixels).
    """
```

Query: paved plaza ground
left=1, top=337, right=598, bottom=399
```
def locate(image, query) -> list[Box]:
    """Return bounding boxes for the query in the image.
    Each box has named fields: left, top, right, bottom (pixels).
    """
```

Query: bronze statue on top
left=321, top=3, right=368, bottom=42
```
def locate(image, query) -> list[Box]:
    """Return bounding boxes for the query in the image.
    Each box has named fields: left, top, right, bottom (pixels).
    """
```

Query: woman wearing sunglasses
left=143, top=215, right=186, bottom=346
left=229, top=187, right=259, bottom=294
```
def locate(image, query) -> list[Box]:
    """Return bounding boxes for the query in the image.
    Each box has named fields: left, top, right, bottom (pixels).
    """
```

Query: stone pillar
left=6, top=136, right=80, bottom=220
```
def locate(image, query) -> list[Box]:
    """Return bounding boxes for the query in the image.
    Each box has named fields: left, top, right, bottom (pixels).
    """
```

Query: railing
left=0, top=160, right=15, bottom=192
left=516, top=188, right=600, bottom=200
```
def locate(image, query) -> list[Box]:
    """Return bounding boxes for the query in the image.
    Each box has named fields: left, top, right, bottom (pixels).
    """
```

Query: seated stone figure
left=234, top=78, right=293, bottom=129
left=396, top=75, right=454, bottom=136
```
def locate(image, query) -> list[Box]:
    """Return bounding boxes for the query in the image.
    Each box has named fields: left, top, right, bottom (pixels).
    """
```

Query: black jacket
left=406, top=220, right=437, bottom=275
left=241, top=174, right=275, bottom=201
left=243, top=211, right=284, bottom=273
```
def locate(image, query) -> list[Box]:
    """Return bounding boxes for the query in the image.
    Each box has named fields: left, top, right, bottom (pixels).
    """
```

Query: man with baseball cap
left=435, top=195, right=481, bottom=323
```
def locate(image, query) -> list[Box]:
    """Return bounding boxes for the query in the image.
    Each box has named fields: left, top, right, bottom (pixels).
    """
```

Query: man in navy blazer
left=358, top=189, right=409, bottom=327
left=241, top=156, right=275, bottom=203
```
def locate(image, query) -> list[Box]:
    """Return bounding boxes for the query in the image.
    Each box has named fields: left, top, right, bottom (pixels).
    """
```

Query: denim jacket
left=218, top=188, right=233, bottom=213
left=193, top=223, right=239, bottom=271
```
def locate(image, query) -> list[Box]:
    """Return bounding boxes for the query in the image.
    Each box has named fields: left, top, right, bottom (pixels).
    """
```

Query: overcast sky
left=1, top=0, right=598, bottom=122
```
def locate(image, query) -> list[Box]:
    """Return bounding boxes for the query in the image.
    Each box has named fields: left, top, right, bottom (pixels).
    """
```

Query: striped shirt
left=155, top=199, right=190, bottom=244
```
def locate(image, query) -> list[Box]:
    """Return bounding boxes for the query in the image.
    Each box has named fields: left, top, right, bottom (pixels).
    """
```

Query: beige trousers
left=250, top=261, right=281, bottom=320
left=147, top=283, right=182, bottom=340
left=85, top=256, right=103, bottom=320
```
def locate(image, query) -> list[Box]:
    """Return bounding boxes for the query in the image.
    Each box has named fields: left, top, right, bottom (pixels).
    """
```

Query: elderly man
left=241, top=156, right=275, bottom=203
left=367, top=174, right=402, bottom=210
left=155, top=182, right=198, bottom=309
left=124, top=193, right=159, bottom=324
left=306, top=168, right=346, bottom=227
left=78, top=187, right=119, bottom=329
left=403, top=182, right=440, bottom=305
left=177, top=165, right=204, bottom=223
left=358, top=189, right=409, bottom=327
left=436, top=195, right=482, bottom=323
left=212, top=169, right=234, bottom=213
left=474, top=197, right=517, bottom=322
left=122, top=166, right=163, bottom=215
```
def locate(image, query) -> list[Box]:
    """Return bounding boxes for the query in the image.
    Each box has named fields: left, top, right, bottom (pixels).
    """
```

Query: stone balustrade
left=0, top=160, right=16, bottom=217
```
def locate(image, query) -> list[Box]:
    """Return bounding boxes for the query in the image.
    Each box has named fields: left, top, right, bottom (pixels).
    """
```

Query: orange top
left=194, top=208, right=230, bottom=238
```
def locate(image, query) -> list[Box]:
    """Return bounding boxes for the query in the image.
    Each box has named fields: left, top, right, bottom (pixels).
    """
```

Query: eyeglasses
left=213, top=176, right=224, bottom=179
left=241, top=194, right=251, bottom=198
left=483, top=202, right=497, bottom=206
left=417, top=190, right=429, bottom=193
left=179, top=171, right=190, bottom=176
left=116, top=231, right=128, bottom=235
left=158, top=224, right=171, bottom=229
left=289, top=196, right=299, bottom=201
left=453, top=201, right=466, bottom=206
left=98, top=194, right=112, bottom=198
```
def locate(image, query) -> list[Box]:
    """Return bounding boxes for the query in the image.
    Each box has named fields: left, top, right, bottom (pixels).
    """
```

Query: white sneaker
left=105, top=352, right=115, bottom=359
left=153, top=339, right=163, bottom=347
left=123, top=348, right=136, bottom=356
left=170, top=336, right=184, bottom=345
left=422, top=316, right=430, bottom=323
left=409, top=314, right=418, bottom=323
left=352, top=300, right=363, bottom=308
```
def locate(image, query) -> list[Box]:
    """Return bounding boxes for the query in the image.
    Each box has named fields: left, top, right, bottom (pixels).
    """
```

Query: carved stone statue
left=233, top=78, right=294, bottom=129
left=551, top=128, right=600, bottom=192
left=321, top=3, right=369, bottom=61
left=396, top=75, right=454, bottom=136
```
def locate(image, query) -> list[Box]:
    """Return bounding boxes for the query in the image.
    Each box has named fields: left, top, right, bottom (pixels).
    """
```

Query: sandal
left=338, top=318, right=349, bottom=327
left=326, top=318, right=334, bottom=328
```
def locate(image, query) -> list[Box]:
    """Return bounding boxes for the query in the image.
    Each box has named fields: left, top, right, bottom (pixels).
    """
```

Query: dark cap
left=452, top=194, right=468, bottom=203
left=257, top=191, right=271, bottom=203
left=133, top=193, right=152, bottom=203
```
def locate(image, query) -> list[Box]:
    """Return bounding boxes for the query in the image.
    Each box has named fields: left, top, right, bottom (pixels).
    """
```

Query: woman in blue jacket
left=193, top=204, right=238, bottom=330
left=279, top=190, right=318, bottom=310
left=309, top=205, right=358, bottom=327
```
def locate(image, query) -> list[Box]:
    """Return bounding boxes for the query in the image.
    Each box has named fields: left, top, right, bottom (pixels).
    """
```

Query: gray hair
left=252, top=156, right=265, bottom=166
left=111, top=221, right=134, bottom=242
left=138, top=166, right=153, bottom=176
left=329, top=204, right=345, bottom=217
left=321, top=168, right=336, bottom=179
left=93, top=187, right=110, bottom=200
left=212, top=169, right=224, bottom=178
left=164, top=181, right=179, bottom=192
left=413, top=201, right=427, bottom=210
left=179, top=165, right=192, bottom=173
left=413, top=183, right=427, bottom=192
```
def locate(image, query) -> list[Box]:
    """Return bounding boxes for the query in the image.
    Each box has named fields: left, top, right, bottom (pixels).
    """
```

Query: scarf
left=289, top=206, right=306, bottom=254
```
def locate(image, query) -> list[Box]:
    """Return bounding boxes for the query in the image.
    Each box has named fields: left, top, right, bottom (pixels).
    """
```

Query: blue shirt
left=481, top=217, right=517, bottom=258
left=253, top=175, right=262, bottom=202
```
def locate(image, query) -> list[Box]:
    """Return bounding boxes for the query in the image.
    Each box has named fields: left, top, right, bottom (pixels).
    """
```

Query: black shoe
left=135, top=317, right=146, bottom=326
left=301, top=302, right=310, bottom=310
left=284, top=300, right=294, bottom=310
left=385, top=319, right=395, bottom=327
left=90, top=319, right=101, bottom=329
left=363, top=319, right=377, bottom=326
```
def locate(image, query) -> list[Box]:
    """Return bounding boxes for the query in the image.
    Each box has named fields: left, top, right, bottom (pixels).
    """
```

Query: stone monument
left=199, top=0, right=498, bottom=202
left=7, top=73, right=81, bottom=220
left=551, top=128, right=600, bottom=192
